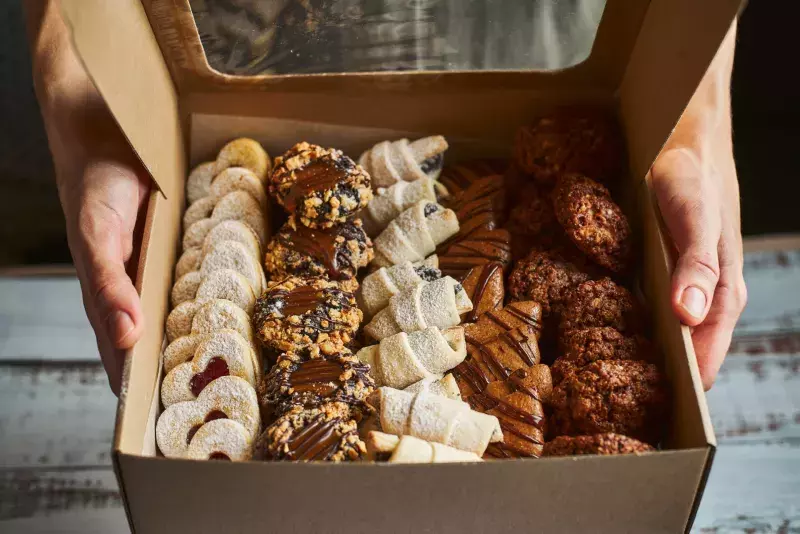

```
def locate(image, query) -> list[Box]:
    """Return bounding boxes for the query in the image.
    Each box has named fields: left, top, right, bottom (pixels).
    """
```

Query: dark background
left=1, top=1, right=797, bottom=266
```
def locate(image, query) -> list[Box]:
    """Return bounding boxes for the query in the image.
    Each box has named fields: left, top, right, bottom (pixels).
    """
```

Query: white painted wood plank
left=0, top=363, right=117, bottom=469
left=0, top=509, right=128, bottom=534
left=0, top=278, right=99, bottom=362
left=692, top=443, right=800, bottom=533
left=0, top=468, right=123, bottom=525
left=736, top=249, right=800, bottom=336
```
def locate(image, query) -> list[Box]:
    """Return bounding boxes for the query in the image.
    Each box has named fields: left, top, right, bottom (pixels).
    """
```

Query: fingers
left=75, top=160, right=145, bottom=351
left=651, top=148, right=722, bottom=326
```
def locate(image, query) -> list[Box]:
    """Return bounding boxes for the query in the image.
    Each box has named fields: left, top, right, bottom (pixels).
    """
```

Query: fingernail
left=109, top=310, right=134, bottom=344
left=681, top=286, right=706, bottom=319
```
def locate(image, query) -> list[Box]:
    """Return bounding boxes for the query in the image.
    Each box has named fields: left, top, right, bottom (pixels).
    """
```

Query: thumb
left=76, top=161, right=145, bottom=350
left=651, top=148, right=721, bottom=326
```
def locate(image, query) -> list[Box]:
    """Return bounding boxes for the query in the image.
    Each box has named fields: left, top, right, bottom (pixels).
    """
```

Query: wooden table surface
left=0, top=238, right=798, bottom=533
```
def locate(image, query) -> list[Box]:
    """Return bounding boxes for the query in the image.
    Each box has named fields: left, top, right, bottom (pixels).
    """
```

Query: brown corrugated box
left=60, top=1, right=743, bottom=531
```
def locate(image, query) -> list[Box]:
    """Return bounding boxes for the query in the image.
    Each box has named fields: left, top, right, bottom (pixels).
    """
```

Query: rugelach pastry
left=161, top=329, right=257, bottom=407
left=543, top=433, right=655, bottom=457
left=372, top=201, right=459, bottom=268
left=185, top=418, right=255, bottom=462
left=437, top=228, right=513, bottom=279
left=560, top=278, right=643, bottom=335
left=552, top=327, right=653, bottom=383
left=549, top=359, right=668, bottom=444
left=216, top=137, right=272, bottom=182
left=404, top=373, right=462, bottom=400
left=356, top=327, right=467, bottom=390
left=361, top=177, right=439, bottom=236
left=366, top=431, right=482, bottom=463
left=358, top=260, right=442, bottom=319
left=513, top=113, right=621, bottom=187
left=552, top=173, right=632, bottom=272
left=253, top=276, right=362, bottom=354
left=370, top=387, right=502, bottom=456
left=364, top=276, right=473, bottom=340
left=156, top=375, right=260, bottom=459
left=468, top=366, right=552, bottom=458
left=259, top=346, right=374, bottom=420
left=508, top=249, right=590, bottom=318
left=255, top=402, right=366, bottom=462
left=269, top=142, right=373, bottom=228
left=459, top=262, right=504, bottom=322
left=264, top=217, right=373, bottom=284
left=437, top=159, right=508, bottom=196
left=358, top=136, right=448, bottom=188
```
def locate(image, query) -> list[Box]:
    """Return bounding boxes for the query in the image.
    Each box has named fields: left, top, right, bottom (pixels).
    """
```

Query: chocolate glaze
left=189, top=357, right=230, bottom=397
left=284, top=417, right=343, bottom=461
left=274, top=286, right=325, bottom=316
left=283, top=224, right=354, bottom=279
left=283, top=155, right=352, bottom=212
left=463, top=262, right=502, bottom=323
left=288, top=358, right=343, bottom=396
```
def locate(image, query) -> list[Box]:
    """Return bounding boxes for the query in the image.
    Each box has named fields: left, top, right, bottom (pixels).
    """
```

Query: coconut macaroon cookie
left=269, top=142, right=373, bottom=228
left=253, top=276, right=362, bottom=355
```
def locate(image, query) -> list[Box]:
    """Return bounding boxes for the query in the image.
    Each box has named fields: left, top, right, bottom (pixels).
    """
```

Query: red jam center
left=189, top=357, right=230, bottom=397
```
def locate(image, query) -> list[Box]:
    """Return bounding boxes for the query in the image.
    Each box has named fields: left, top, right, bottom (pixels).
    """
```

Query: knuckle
left=684, top=250, right=721, bottom=283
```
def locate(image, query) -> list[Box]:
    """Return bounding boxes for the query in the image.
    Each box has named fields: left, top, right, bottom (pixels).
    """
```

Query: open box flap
left=60, top=0, right=185, bottom=200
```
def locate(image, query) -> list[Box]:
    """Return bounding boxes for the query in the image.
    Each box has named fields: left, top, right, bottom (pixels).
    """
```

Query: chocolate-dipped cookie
left=438, top=228, right=512, bottom=280
left=269, top=142, right=373, bottom=228
left=438, top=159, right=509, bottom=196
left=254, top=402, right=366, bottom=462
left=253, top=277, right=362, bottom=354
left=459, top=262, right=504, bottom=323
left=258, top=347, right=375, bottom=420
left=264, top=217, right=373, bottom=283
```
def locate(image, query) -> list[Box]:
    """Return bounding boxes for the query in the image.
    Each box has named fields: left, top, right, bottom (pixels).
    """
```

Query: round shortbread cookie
left=171, top=271, right=203, bottom=308
left=196, top=269, right=256, bottom=315
left=166, top=298, right=212, bottom=342
left=216, top=138, right=271, bottom=182
left=202, top=220, right=262, bottom=264
left=191, top=299, right=254, bottom=345
left=200, top=240, right=264, bottom=296
left=210, top=167, right=268, bottom=209
left=183, top=196, right=216, bottom=229
left=186, top=161, right=219, bottom=205
left=175, top=247, right=202, bottom=279
left=211, top=191, right=267, bottom=245
left=163, top=334, right=204, bottom=374
left=183, top=218, right=217, bottom=251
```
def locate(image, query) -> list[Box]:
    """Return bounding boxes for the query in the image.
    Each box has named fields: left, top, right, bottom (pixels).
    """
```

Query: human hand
left=27, top=0, right=149, bottom=394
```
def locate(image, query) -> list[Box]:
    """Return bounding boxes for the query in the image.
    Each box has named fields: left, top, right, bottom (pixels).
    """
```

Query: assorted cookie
left=159, top=122, right=671, bottom=464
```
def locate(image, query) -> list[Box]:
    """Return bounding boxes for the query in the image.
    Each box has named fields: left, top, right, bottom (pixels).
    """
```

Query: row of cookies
left=156, top=138, right=274, bottom=461
left=251, top=144, right=378, bottom=461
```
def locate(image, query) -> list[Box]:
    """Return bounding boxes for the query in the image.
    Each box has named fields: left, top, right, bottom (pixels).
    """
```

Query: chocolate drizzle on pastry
left=461, top=262, right=504, bottom=323
left=283, top=155, right=354, bottom=212
left=438, top=228, right=513, bottom=280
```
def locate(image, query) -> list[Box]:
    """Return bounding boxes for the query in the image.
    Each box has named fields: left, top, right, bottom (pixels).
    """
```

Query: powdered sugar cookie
left=209, top=167, right=268, bottom=209
left=211, top=191, right=267, bottom=244
left=216, top=138, right=271, bottom=182
left=156, top=375, right=260, bottom=459
left=201, top=220, right=261, bottom=264
left=196, top=269, right=256, bottom=315
left=171, top=271, right=203, bottom=308
left=163, top=334, right=204, bottom=373
left=186, top=419, right=255, bottom=461
left=186, top=161, right=219, bottom=205
left=191, top=299, right=254, bottom=345
left=200, top=240, right=264, bottom=296
left=183, top=196, right=216, bottom=229
left=161, top=329, right=256, bottom=407
left=166, top=298, right=212, bottom=342
left=182, top=218, right=217, bottom=251
left=175, top=247, right=202, bottom=279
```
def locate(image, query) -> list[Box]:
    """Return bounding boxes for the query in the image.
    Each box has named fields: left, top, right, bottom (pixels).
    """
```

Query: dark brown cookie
left=552, top=173, right=632, bottom=272
left=549, top=359, right=668, bottom=444
left=253, top=277, right=362, bottom=353
left=468, top=367, right=552, bottom=458
left=460, top=262, right=505, bottom=323
left=508, top=249, right=590, bottom=318
left=543, top=433, right=655, bottom=457
left=552, top=327, right=653, bottom=383
left=438, top=159, right=509, bottom=196
left=560, top=278, right=643, bottom=335
left=513, top=113, right=622, bottom=187
left=269, top=142, right=373, bottom=228
left=258, top=346, right=375, bottom=420
left=438, top=228, right=513, bottom=280
left=254, top=402, right=366, bottom=462
left=264, top=217, right=373, bottom=283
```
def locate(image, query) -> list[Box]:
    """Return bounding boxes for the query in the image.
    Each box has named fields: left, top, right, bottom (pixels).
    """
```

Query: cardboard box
left=62, top=0, right=743, bottom=531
